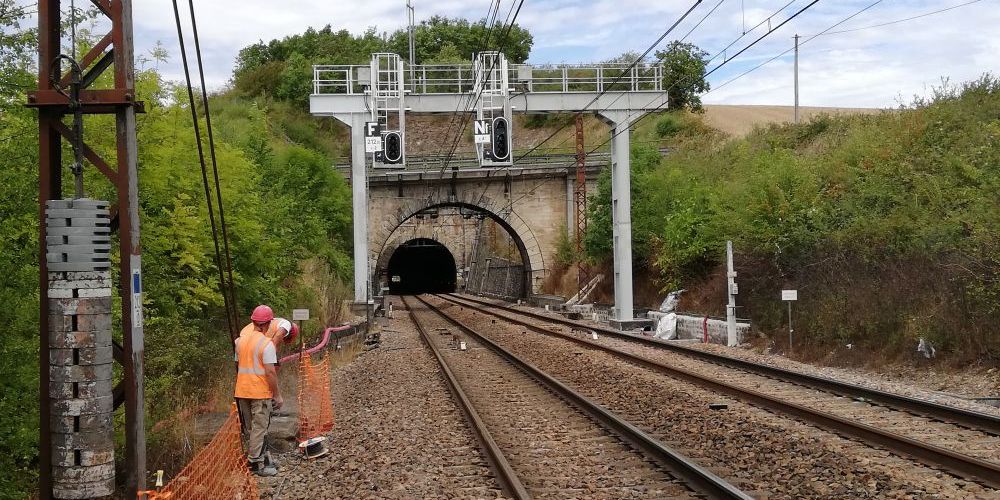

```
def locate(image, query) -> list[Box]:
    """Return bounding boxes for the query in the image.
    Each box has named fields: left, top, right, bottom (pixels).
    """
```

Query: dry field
left=702, top=104, right=882, bottom=136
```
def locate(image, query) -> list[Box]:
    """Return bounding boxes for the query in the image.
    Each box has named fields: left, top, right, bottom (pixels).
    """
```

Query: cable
left=432, top=0, right=505, bottom=173
left=171, top=0, right=239, bottom=341
left=500, top=0, right=826, bottom=207
left=437, top=0, right=525, bottom=176
left=710, top=0, right=885, bottom=93
left=186, top=0, right=241, bottom=338
left=527, top=0, right=725, bottom=156
left=510, top=0, right=705, bottom=164
left=809, top=0, right=983, bottom=36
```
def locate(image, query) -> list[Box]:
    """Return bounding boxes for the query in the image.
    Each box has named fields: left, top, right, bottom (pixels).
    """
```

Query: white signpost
left=473, top=119, right=491, bottom=144
left=781, top=290, right=797, bottom=353
left=292, top=308, right=310, bottom=321
left=364, top=122, right=382, bottom=153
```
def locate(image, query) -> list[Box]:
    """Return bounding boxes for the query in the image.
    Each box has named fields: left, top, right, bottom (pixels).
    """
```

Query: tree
left=655, top=41, right=709, bottom=112
left=387, top=16, right=533, bottom=64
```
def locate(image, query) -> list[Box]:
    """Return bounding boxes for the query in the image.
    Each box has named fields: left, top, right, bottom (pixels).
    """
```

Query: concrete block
left=47, top=262, right=112, bottom=272
left=51, top=447, right=114, bottom=467
left=45, top=217, right=110, bottom=228
left=46, top=198, right=109, bottom=210
left=49, top=346, right=114, bottom=366
left=52, top=462, right=115, bottom=482
left=46, top=235, right=111, bottom=246
left=51, top=430, right=114, bottom=450
left=50, top=396, right=113, bottom=415
left=49, top=314, right=112, bottom=334
left=45, top=226, right=111, bottom=237
left=53, top=478, right=115, bottom=499
left=48, top=297, right=112, bottom=315
left=51, top=413, right=113, bottom=433
left=44, top=208, right=110, bottom=219
left=55, top=271, right=111, bottom=282
left=47, top=288, right=75, bottom=299
left=609, top=318, right=655, bottom=331
left=49, top=364, right=113, bottom=383
left=47, top=277, right=112, bottom=290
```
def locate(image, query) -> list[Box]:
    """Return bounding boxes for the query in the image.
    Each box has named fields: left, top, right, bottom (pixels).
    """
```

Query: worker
left=240, top=315, right=299, bottom=348
left=235, top=305, right=283, bottom=477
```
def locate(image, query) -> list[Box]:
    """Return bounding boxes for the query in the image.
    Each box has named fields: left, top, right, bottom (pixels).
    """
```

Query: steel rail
left=403, top=297, right=531, bottom=500
left=412, top=295, right=753, bottom=500
left=445, top=293, right=1000, bottom=436
left=436, top=294, right=1000, bottom=489
left=403, top=298, right=531, bottom=500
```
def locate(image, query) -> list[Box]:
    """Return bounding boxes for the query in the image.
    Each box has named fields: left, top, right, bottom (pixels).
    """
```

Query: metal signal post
left=29, top=1, right=146, bottom=497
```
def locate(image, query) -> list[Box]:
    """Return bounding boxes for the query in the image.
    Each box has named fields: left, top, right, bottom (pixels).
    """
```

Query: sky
left=22, top=0, right=1000, bottom=107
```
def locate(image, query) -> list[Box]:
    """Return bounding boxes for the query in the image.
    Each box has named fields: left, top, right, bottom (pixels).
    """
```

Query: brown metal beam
left=58, top=32, right=112, bottom=87
left=51, top=121, right=119, bottom=183
left=36, top=2, right=61, bottom=497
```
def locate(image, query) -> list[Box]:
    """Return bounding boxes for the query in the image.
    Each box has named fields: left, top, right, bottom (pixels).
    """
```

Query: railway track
left=402, top=295, right=751, bottom=499
left=435, top=293, right=1000, bottom=491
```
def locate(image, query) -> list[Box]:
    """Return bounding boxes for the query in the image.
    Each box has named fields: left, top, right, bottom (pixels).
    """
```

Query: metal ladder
left=474, top=51, right=512, bottom=166
left=370, top=53, right=406, bottom=167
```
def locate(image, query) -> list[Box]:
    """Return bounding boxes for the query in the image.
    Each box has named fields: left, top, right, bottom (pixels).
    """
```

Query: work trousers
left=236, top=397, right=272, bottom=467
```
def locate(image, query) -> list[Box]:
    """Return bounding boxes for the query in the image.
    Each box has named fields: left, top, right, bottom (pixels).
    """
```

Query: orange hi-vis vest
left=234, top=330, right=273, bottom=399
left=240, top=320, right=286, bottom=342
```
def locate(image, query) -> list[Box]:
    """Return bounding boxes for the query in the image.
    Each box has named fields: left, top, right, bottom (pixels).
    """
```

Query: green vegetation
left=0, top=10, right=357, bottom=495
left=656, top=41, right=710, bottom=112
left=586, top=78, right=1000, bottom=363
left=0, top=10, right=537, bottom=494
left=232, top=16, right=532, bottom=108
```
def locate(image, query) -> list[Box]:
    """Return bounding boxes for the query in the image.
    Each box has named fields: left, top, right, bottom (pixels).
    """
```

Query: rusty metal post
left=31, top=1, right=145, bottom=497
left=574, top=114, right=588, bottom=291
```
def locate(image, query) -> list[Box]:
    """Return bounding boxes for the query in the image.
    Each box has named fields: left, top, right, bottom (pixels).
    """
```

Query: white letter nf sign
left=474, top=120, right=491, bottom=144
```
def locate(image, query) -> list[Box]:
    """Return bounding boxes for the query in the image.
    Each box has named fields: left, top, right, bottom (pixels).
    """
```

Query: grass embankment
left=582, top=76, right=999, bottom=366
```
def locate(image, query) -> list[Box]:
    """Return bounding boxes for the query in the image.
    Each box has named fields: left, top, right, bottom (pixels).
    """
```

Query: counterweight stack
left=45, top=199, right=114, bottom=498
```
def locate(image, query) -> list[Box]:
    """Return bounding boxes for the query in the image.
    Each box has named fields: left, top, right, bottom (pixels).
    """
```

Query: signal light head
left=491, top=117, right=510, bottom=162
left=382, top=131, right=403, bottom=164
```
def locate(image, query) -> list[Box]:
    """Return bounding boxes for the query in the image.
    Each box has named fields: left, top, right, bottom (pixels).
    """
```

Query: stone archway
left=371, top=191, right=546, bottom=294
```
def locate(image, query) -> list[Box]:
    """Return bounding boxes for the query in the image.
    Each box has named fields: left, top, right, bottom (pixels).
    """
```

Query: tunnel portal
left=386, top=238, right=457, bottom=294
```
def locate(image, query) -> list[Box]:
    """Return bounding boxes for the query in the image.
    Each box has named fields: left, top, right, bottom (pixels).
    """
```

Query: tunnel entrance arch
left=373, top=196, right=544, bottom=298
left=386, top=238, right=457, bottom=294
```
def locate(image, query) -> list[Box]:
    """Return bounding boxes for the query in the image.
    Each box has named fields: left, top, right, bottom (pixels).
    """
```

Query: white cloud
left=21, top=0, right=1000, bottom=107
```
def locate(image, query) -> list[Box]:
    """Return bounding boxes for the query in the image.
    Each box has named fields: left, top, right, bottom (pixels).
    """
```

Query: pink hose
left=279, top=324, right=352, bottom=364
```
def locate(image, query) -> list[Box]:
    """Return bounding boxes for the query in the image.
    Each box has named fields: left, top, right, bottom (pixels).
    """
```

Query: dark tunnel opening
left=386, top=238, right=457, bottom=294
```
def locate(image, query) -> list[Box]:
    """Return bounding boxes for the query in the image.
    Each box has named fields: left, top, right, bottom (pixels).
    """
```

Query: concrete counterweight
left=45, top=199, right=115, bottom=499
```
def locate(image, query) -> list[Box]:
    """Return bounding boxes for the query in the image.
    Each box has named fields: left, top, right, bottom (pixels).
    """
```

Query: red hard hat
left=250, top=305, right=274, bottom=323
left=286, top=323, right=300, bottom=344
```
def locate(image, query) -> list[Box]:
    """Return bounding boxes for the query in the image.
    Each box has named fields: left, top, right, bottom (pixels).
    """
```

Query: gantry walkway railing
left=314, top=62, right=663, bottom=96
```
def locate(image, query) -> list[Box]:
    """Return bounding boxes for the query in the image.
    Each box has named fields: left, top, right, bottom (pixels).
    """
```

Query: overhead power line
left=810, top=0, right=984, bottom=36
left=499, top=0, right=826, bottom=209
left=709, top=0, right=886, bottom=94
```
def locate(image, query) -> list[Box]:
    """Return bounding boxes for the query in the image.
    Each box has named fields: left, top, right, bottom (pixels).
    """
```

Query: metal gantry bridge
left=311, top=52, right=667, bottom=325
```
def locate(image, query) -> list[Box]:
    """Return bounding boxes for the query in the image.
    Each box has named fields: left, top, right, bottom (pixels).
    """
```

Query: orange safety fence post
left=141, top=406, right=260, bottom=500
left=297, top=351, right=335, bottom=441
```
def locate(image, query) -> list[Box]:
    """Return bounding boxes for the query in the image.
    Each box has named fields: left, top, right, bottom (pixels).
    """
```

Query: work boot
left=254, top=465, right=278, bottom=477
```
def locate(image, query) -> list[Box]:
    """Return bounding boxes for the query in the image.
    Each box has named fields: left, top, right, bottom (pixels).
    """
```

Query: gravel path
left=407, top=296, right=695, bottom=499
left=258, top=297, right=502, bottom=499
left=430, top=295, right=998, bottom=499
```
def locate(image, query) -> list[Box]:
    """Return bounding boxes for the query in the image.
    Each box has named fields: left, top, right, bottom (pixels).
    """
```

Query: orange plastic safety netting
left=149, top=408, right=259, bottom=500
left=297, top=351, right=334, bottom=440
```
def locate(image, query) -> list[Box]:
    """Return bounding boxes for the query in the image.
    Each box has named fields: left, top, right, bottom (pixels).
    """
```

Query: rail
left=412, top=295, right=752, bottom=500
left=406, top=298, right=531, bottom=500
left=446, top=294, right=1000, bottom=435
left=313, top=62, right=663, bottom=95
left=438, top=293, right=1000, bottom=489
